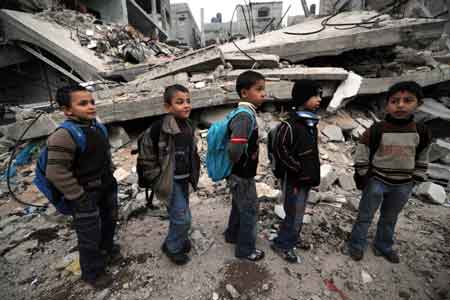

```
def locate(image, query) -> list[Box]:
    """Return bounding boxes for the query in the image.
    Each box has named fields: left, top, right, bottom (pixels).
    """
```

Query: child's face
left=303, top=95, right=322, bottom=111
left=165, top=91, right=192, bottom=119
left=241, top=80, right=266, bottom=107
left=385, top=90, right=419, bottom=119
left=63, top=90, right=96, bottom=121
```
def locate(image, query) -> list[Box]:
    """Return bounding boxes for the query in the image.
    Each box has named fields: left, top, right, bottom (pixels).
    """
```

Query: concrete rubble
left=0, top=2, right=449, bottom=300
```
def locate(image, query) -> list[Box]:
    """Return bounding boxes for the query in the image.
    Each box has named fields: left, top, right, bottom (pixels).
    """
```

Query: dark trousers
left=225, top=175, right=259, bottom=257
left=274, top=182, right=310, bottom=250
left=69, top=181, right=118, bottom=281
left=349, top=177, right=413, bottom=254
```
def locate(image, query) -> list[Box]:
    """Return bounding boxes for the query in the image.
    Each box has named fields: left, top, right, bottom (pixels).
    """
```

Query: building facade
left=171, top=3, right=201, bottom=48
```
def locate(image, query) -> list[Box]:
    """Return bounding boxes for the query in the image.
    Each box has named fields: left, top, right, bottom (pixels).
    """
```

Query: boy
left=270, top=80, right=322, bottom=263
left=46, top=85, right=119, bottom=288
left=137, top=84, right=200, bottom=265
left=348, top=81, right=431, bottom=263
left=224, top=70, right=266, bottom=261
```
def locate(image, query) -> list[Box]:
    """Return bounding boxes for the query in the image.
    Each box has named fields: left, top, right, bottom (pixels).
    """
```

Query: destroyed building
left=170, top=2, right=201, bottom=48
left=0, top=1, right=450, bottom=299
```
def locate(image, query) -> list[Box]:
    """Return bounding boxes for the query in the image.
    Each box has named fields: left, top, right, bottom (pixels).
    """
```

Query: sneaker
left=237, top=249, right=265, bottom=262
left=83, top=272, right=113, bottom=290
left=183, top=239, right=192, bottom=254
left=271, top=244, right=301, bottom=263
left=348, top=247, right=364, bottom=261
left=161, top=243, right=190, bottom=265
left=373, top=246, right=400, bottom=264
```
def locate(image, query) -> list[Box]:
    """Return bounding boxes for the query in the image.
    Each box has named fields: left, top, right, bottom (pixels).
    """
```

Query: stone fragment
left=338, top=173, right=356, bottom=191
left=322, top=125, right=345, bottom=142
left=361, top=270, right=373, bottom=284
left=113, top=167, right=131, bottom=183
left=52, top=252, right=79, bottom=271
left=356, top=118, right=374, bottom=129
left=96, top=289, right=111, bottom=300
left=415, top=182, right=447, bottom=205
left=108, top=126, right=130, bottom=149
left=120, top=192, right=147, bottom=220
left=351, top=125, right=365, bottom=139
left=319, top=164, right=338, bottom=192
left=307, top=190, right=320, bottom=204
left=428, top=139, right=450, bottom=162
left=274, top=204, right=286, bottom=219
left=256, top=182, right=281, bottom=200
left=225, top=284, right=240, bottom=299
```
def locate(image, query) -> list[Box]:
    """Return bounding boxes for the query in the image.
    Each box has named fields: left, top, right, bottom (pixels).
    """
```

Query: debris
left=322, top=125, right=345, bottom=142
left=52, top=252, right=79, bottom=271
left=96, top=289, right=111, bottom=300
left=190, top=227, right=214, bottom=255
left=418, top=98, right=450, bottom=121
left=274, top=205, right=286, bottom=220
left=319, top=164, right=338, bottom=192
left=108, top=126, right=130, bottom=150
left=338, top=173, right=356, bottom=191
left=429, top=139, right=450, bottom=162
left=361, top=270, right=373, bottom=284
left=256, top=182, right=281, bottom=200
left=64, top=256, right=81, bottom=276
left=223, top=52, right=280, bottom=69
left=225, top=284, right=240, bottom=299
left=113, top=167, right=131, bottom=183
left=415, top=182, right=447, bottom=205
left=327, top=71, right=363, bottom=112
left=212, top=292, right=219, bottom=300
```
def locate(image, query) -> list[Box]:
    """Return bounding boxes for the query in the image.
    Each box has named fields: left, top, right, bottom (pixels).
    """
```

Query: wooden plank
left=220, top=67, right=349, bottom=81
left=223, top=52, right=280, bottom=69
left=220, top=11, right=447, bottom=63
left=102, top=45, right=225, bottom=81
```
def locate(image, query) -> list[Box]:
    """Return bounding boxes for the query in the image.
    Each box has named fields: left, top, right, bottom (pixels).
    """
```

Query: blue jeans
left=164, top=180, right=191, bottom=253
left=349, top=177, right=413, bottom=254
left=225, top=175, right=259, bottom=257
left=274, top=183, right=310, bottom=250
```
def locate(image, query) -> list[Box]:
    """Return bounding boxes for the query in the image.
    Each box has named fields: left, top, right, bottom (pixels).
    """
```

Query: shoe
left=223, top=232, right=237, bottom=244
left=183, top=239, right=192, bottom=254
left=161, top=243, right=190, bottom=265
left=102, top=244, right=122, bottom=263
left=373, top=246, right=400, bottom=264
left=271, top=244, right=301, bottom=263
left=83, top=272, right=113, bottom=289
left=237, top=249, right=265, bottom=262
left=348, top=247, right=364, bottom=261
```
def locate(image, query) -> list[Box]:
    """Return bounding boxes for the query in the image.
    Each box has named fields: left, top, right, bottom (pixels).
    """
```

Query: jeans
left=225, top=175, right=259, bottom=257
left=164, top=180, right=191, bottom=253
left=69, top=180, right=118, bottom=281
left=349, top=177, right=413, bottom=254
left=274, top=183, right=310, bottom=250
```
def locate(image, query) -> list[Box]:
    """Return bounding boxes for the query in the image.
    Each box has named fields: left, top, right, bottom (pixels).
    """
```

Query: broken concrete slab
left=224, top=52, right=280, bottom=69
left=338, top=173, right=356, bottom=191
left=319, top=164, right=338, bottom=192
left=429, top=139, right=450, bottom=162
left=327, top=71, right=363, bottom=112
left=199, top=106, right=234, bottom=126
left=418, top=98, right=450, bottom=121
left=103, top=45, right=224, bottom=81
left=322, top=125, right=345, bottom=142
left=415, top=182, right=447, bottom=205
left=220, top=11, right=447, bottom=63
left=220, top=67, right=349, bottom=82
left=108, top=126, right=131, bottom=150
left=358, top=65, right=450, bottom=96
left=427, top=163, right=450, bottom=186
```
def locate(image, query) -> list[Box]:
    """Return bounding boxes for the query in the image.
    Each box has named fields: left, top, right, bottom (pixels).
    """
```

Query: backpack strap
left=59, top=120, right=88, bottom=152
left=94, top=121, right=108, bottom=138
left=230, top=107, right=256, bottom=137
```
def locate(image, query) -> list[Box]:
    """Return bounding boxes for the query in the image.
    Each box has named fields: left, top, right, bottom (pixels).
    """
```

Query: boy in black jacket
left=271, top=80, right=322, bottom=263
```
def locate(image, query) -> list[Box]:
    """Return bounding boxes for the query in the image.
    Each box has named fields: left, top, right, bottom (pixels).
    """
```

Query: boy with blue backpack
left=42, top=85, right=118, bottom=288
left=212, top=70, right=266, bottom=261
left=137, top=84, right=200, bottom=266
left=268, top=80, right=322, bottom=263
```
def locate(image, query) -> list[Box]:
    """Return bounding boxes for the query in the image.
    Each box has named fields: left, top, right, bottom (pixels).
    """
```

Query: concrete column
left=151, top=0, right=157, bottom=18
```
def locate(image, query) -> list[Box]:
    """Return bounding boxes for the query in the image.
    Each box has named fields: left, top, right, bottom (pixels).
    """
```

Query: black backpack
left=354, top=121, right=429, bottom=189
left=267, top=121, right=293, bottom=179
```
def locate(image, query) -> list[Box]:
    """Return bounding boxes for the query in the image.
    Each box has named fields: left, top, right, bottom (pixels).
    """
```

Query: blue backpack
left=33, top=120, right=108, bottom=215
left=206, top=107, right=255, bottom=182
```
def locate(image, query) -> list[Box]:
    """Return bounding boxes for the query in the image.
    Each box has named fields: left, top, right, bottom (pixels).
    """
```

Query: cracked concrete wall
left=80, top=0, right=128, bottom=24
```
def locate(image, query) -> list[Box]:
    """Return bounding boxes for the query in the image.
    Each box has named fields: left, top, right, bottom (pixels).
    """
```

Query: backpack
left=206, top=107, right=256, bottom=182
left=354, top=121, right=429, bottom=189
left=267, top=121, right=293, bottom=179
left=33, top=120, right=108, bottom=215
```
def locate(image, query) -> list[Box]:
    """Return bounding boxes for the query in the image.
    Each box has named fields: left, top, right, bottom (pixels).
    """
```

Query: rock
left=274, top=204, right=286, bottom=219
left=351, top=125, right=365, bottom=139
left=225, top=284, right=240, bottom=299
left=4, top=239, right=38, bottom=262
left=194, top=81, right=206, bottom=89
left=429, top=139, right=450, bottom=162
left=440, top=154, right=450, bottom=165
left=322, top=125, right=345, bottom=142
left=212, top=292, right=219, bottom=300
left=52, top=252, right=79, bottom=271
left=256, top=182, right=281, bottom=200
left=361, top=270, right=373, bottom=284
left=338, top=173, right=356, bottom=191
left=347, top=197, right=360, bottom=211
left=415, top=182, right=447, bottom=205
left=120, top=193, right=147, bottom=220
left=96, top=288, right=111, bottom=300
left=303, top=214, right=312, bottom=224
left=200, top=107, right=234, bottom=126
left=190, top=227, right=214, bottom=255
left=319, top=164, right=338, bottom=192
left=113, top=167, right=131, bottom=183
left=108, top=126, right=130, bottom=149
left=307, top=190, right=320, bottom=204
left=262, top=283, right=270, bottom=291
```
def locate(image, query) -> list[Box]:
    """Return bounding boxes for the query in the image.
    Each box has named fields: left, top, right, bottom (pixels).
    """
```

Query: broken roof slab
left=220, top=11, right=447, bottom=63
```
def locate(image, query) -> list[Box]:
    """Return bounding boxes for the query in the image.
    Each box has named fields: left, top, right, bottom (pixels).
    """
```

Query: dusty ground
left=1, top=130, right=449, bottom=300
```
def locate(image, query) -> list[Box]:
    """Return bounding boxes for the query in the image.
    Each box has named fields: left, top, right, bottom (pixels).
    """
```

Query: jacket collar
left=238, top=102, right=257, bottom=115
left=161, top=113, right=189, bottom=135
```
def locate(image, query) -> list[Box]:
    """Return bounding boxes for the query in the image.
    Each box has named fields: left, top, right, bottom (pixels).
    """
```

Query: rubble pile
left=36, top=9, right=186, bottom=64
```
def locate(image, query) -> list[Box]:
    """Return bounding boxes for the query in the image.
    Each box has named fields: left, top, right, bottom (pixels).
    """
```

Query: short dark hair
left=236, top=70, right=265, bottom=98
left=386, top=81, right=424, bottom=104
left=163, top=84, right=190, bottom=105
left=291, top=79, right=322, bottom=108
left=56, top=84, right=89, bottom=107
